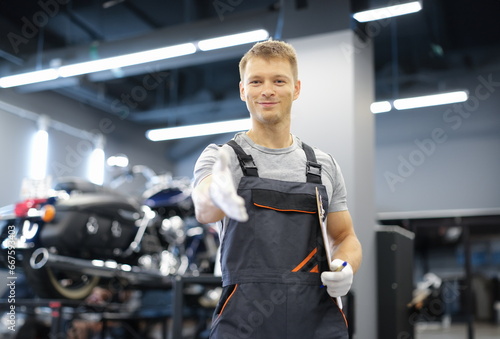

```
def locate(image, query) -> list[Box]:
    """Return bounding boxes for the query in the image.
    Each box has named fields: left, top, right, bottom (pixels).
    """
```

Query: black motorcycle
left=0, top=169, right=218, bottom=301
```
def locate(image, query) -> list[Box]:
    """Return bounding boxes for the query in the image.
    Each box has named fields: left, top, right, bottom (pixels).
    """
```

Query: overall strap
left=226, top=140, right=259, bottom=177
left=302, top=142, right=322, bottom=184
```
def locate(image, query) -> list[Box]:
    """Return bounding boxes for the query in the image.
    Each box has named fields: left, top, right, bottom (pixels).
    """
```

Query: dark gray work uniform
left=209, top=140, right=348, bottom=339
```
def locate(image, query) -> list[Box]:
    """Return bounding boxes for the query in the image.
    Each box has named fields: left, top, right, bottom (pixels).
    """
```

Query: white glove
left=209, top=147, right=248, bottom=222
left=320, top=259, right=353, bottom=298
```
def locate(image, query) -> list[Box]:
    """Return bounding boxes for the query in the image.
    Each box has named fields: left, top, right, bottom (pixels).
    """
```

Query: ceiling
left=1, top=0, right=500, bottom=132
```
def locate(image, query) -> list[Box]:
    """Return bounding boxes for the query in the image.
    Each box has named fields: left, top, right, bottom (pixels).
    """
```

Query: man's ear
left=293, top=79, right=301, bottom=100
left=239, top=81, right=246, bottom=102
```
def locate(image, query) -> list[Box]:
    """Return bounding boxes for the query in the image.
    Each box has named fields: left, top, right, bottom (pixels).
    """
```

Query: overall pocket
left=251, top=189, right=317, bottom=214
left=213, top=284, right=238, bottom=319
left=251, top=189, right=322, bottom=272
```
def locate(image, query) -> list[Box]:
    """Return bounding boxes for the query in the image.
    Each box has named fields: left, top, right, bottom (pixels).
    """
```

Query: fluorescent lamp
left=106, top=154, right=129, bottom=168
left=353, top=1, right=422, bottom=23
left=0, top=69, right=59, bottom=88
left=0, top=43, right=196, bottom=86
left=59, top=43, right=197, bottom=77
left=393, top=91, right=468, bottom=110
left=88, top=147, right=105, bottom=185
left=146, top=118, right=251, bottom=141
left=370, top=101, right=392, bottom=113
left=0, top=29, right=267, bottom=87
left=198, top=29, right=269, bottom=51
left=30, top=129, right=49, bottom=180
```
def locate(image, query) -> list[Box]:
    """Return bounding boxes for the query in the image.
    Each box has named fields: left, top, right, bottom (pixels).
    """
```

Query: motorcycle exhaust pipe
left=30, top=248, right=173, bottom=289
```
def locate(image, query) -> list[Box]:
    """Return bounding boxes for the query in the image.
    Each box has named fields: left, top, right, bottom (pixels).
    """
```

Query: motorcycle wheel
left=22, top=259, right=100, bottom=300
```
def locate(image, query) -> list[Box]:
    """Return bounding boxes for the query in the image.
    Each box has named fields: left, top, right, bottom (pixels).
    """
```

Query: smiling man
left=192, top=40, right=362, bottom=339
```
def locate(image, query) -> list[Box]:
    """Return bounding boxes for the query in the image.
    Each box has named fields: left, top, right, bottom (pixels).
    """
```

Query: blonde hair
left=239, top=40, right=298, bottom=81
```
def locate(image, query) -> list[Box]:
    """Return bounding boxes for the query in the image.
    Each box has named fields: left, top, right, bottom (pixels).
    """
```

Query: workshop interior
left=1, top=0, right=500, bottom=338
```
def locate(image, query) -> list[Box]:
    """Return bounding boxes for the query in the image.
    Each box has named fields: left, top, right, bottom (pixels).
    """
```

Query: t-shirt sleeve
left=325, top=154, right=348, bottom=213
left=193, top=143, right=220, bottom=187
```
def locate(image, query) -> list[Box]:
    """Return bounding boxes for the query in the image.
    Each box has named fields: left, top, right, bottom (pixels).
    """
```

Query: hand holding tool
left=321, top=259, right=353, bottom=304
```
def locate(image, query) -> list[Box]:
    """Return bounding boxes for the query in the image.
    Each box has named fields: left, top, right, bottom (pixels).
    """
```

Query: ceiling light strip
left=370, top=101, right=392, bottom=114
left=0, top=69, right=59, bottom=88
left=353, top=1, right=422, bottom=23
left=198, top=29, right=269, bottom=51
left=393, top=91, right=468, bottom=110
left=59, top=43, right=197, bottom=77
left=0, top=29, right=269, bottom=88
left=146, top=118, right=251, bottom=141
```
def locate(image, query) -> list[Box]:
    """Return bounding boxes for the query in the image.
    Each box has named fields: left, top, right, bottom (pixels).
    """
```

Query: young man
left=192, top=40, right=362, bottom=339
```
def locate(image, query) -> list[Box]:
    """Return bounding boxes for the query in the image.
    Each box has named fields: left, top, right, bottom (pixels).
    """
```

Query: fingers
left=329, top=258, right=347, bottom=272
left=210, top=188, right=248, bottom=222
left=321, top=270, right=351, bottom=283
left=320, top=272, right=352, bottom=297
left=221, top=194, right=249, bottom=222
left=209, top=148, right=249, bottom=222
left=213, top=147, right=230, bottom=173
left=320, top=260, right=354, bottom=298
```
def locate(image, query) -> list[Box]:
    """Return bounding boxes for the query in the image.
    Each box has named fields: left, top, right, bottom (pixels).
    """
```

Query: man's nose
left=261, top=82, right=275, bottom=96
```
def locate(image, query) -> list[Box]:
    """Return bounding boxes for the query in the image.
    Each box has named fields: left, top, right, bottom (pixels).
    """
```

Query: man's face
left=239, top=57, right=300, bottom=126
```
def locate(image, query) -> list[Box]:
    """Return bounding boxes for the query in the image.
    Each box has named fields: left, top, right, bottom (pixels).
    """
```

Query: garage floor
left=415, top=322, right=500, bottom=339
left=169, top=321, right=500, bottom=339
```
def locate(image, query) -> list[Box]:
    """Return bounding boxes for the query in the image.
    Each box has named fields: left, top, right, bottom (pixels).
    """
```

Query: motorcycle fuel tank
left=39, top=193, right=142, bottom=259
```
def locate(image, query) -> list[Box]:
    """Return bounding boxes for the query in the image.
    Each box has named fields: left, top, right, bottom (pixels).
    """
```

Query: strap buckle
left=238, top=155, right=258, bottom=176
left=306, top=161, right=322, bottom=181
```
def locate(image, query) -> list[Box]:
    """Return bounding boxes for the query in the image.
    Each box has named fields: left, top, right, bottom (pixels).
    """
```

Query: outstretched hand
left=209, top=147, right=248, bottom=222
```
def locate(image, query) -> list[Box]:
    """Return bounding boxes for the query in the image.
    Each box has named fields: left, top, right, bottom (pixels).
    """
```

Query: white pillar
left=291, top=31, right=376, bottom=338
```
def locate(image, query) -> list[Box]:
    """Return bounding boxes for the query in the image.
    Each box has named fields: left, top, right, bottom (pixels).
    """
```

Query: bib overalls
left=210, top=140, right=348, bottom=339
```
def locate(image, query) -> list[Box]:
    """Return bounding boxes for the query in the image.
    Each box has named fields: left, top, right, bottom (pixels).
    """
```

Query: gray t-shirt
left=193, top=132, right=348, bottom=215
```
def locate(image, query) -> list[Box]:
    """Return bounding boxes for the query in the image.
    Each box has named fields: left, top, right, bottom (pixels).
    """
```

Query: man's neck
left=245, top=127, right=293, bottom=149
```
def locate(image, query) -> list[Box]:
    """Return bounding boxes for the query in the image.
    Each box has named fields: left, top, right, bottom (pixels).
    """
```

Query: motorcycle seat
left=54, top=177, right=115, bottom=195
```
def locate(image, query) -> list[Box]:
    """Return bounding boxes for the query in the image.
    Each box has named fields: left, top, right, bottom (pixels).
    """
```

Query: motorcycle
left=0, top=166, right=219, bottom=301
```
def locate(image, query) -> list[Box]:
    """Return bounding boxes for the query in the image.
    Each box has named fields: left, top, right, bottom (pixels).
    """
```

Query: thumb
left=330, top=259, right=348, bottom=272
left=214, top=147, right=230, bottom=172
